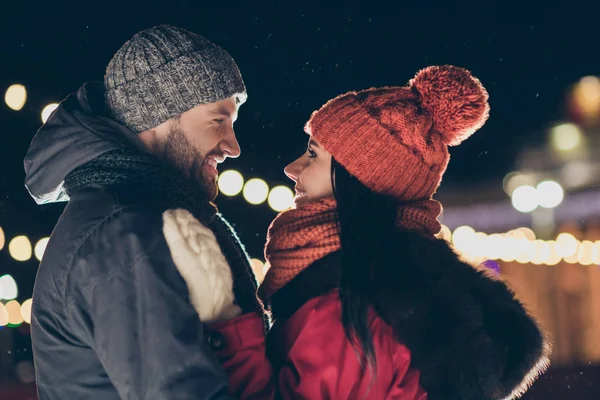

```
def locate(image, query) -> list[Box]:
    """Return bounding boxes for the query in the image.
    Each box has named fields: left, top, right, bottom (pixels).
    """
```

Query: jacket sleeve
left=65, top=206, right=236, bottom=399
left=208, top=304, right=426, bottom=400
left=207, top=313, right=275, bottom=399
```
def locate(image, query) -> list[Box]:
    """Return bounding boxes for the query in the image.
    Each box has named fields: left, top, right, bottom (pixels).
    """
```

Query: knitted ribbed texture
left=259, top=197, right=443, bottom=300
left=104, top=25, right=247, bottom=133
left=305, top=65, right=489, bottom=218
left=64, top=149, right=268, bottom=330
left=259, top=197, right=341, bottom=300
left=306, top=91, right=445, bottom=201
left=396, top=199, right=443, bottom=236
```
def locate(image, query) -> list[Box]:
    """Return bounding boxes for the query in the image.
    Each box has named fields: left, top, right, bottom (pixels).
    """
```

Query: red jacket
left=207, top=290, right=427, bottom=399
left=206, top=238, right=550, bottom=399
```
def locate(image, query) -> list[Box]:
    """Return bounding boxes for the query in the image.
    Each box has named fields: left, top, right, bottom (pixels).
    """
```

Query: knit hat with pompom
left=305, top=65, right=489, bottom=203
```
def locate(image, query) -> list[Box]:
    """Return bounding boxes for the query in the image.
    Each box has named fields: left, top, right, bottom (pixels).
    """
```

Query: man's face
left=151, top=96, right=241, bottom=200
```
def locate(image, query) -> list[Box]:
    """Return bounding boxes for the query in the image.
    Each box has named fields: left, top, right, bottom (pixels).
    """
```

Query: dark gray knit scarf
left=65, top=148, right=268, bottom=329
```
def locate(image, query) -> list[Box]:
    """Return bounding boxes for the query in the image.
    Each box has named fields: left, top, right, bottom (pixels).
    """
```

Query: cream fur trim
left=162, top=209, right=242, bottom=324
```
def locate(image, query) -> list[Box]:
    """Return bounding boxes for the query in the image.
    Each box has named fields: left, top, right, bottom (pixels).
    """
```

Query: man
left=24, top=25, right=267, bottom=399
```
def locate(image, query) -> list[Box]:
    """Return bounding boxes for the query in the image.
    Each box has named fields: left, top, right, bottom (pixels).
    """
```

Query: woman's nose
left=284, top=160, right=300, bottom=183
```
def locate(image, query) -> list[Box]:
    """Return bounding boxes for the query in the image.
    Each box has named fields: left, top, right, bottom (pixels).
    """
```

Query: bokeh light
left=550, top=123, right=582, bottom=152
left=250, top=258, right=265, bottom=281
left=35, top=237, right=50, bottom=261
left=0, top=225, right=5, bottom=250
left=560, top=161, right=592, bottom=189
left=218, top=170, right=244, bottom=196
left=578, top=240, right=594, bottom=266
left=9, top=235, right=32, bottom=261
left=545, top=241, right=562, bottom=266
left=20, top=299, right=33, bottom=324
left=243, top=178, right=269, bottom=205
left=16, top=361, right=36, bottom=384
left=268, top=186, right=294, bottom=212
left=438, top=224, right=452, bottom=242
left=452, top=226, right=476, bottom=252
left=569, top=76, right=600, bottom=123
left=511, top=185, right=538, bottom=213
left=0, top=275, right=18, bottom=301
left=556, top=233, right=579, bottom=258
left=0, top=303, right=9, bottom=327
left=41, top=103, right=59, bottom=123
left=4, top=84, right=27, bottom=111
left=5, top=300, right=24, bottom=325
left=486, top=234, right=505, bottom=260
left=536, top=180, right=564, bottom=209
left=592, top=241, right=600, bottom=265
left=532, top=240, right=551, bottom=265
left=503, top=171, right=535, bottom=196
left=516, top=227, right=537, bottom=241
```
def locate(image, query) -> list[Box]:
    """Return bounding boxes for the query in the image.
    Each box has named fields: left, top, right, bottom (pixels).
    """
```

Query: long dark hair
left=331, top=158, right=399, bottom=375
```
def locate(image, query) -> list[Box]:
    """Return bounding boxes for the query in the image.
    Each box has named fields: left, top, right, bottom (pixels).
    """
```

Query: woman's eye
left=307, top=149, right=317, bottom=159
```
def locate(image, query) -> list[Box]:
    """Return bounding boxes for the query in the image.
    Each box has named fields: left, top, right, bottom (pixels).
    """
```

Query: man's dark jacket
left=24, top=82, right=265, bottom=399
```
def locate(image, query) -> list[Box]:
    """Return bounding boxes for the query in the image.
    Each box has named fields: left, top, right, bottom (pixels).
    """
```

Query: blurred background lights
left=578, top=240, right=594, bottom=266
left=555, top=233, right=579, bottom=258
left=41, top=103, right=59, bottom=123
left=218, top=170, right=244, bottom=196
left=560, top=161, right=591, bottom=189
left=503, top=171, right=536, bottom=196
left=20, top=299, right=33, bottom=324
left=545, top=242, right=562, bottom=266
left=516, top=227, right=536, bottom=241
left=250, top=258, right=266, bottom=282
left=0, top=225, right=5, bottom=250
left=437, top=224, right=452, bottom=242
left=16, top=360, right=36, bottom=384
left=569, top=76, right=600, bottom=123
left=35, top=237, right=50, bottom=261
left=4, top=84, right=27, bottom=111
left=5, top=300, right=24, bottom=325
left=0, top=303, right=9, bottom=327
left=536, top=180, right=564, bottom=209
left=9, top=235, right=32, bottom=261
left=451, top=225, right=476, bottom=251
left=438, top=225, right=599, bottom=266
left=592, top=242, right=600, bottom=264
left=550, top=123, right=582, bottom=152
left=0, top=275, right=19, bottom=301
left=511, top=185, right=538, bottom=213
left=243, top=178, right=269, bottom=205
left=268, top=186, right=294, bottom=212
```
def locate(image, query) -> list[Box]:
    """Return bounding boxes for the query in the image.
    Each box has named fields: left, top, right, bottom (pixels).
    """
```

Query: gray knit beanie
left=104, top=25, right=247, bottom=133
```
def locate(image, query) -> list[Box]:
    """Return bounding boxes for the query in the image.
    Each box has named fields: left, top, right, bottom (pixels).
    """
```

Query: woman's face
left=284, top=137, right=334, bottom=208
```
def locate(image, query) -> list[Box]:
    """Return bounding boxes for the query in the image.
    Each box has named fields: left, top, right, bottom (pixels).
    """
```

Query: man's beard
left=156, top=124, right=218, bottom=201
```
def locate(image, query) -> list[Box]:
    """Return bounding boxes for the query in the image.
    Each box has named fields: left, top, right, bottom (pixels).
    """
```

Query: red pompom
left=410, top=65, right=490, bottom=146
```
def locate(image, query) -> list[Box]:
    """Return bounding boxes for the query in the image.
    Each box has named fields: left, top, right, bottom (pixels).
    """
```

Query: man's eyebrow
left=208, top=107, right=233, bottom=117
left=309, top=139, right=320, bottom=148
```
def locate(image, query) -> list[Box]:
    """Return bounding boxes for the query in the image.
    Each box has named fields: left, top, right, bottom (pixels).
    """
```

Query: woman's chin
left=293, top=195, right=309, bottom=208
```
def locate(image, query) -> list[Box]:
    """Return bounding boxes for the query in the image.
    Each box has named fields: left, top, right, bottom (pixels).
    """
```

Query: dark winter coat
left=23, top=82, right=266, bottom=400
left=207, top=236, right=550, bottom=399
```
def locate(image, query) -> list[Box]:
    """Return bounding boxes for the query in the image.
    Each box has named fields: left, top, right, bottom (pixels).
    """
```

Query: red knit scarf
left=258, top=197, right=442, bottom=300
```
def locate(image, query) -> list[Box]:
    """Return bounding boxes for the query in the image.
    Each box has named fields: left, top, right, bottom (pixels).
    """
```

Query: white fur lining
left=162, top=209, right=242, bottom=324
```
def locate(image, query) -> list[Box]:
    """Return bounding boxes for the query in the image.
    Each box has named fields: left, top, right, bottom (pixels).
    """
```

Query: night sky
left=1, top=1, right=598, bottom=262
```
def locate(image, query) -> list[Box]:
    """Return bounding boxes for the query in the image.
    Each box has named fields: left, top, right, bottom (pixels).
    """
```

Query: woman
left=163, top=65, right=550, bottom=399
